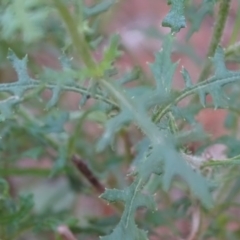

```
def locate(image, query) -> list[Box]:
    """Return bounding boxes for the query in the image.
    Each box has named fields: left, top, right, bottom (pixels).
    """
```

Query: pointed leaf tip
left=181, top=68, right=193, bottom=88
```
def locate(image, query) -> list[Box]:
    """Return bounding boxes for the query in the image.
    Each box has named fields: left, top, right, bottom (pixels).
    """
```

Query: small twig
left=71, top=155, right=105, bottom=194
left=57, top=225, right=77, bottom=240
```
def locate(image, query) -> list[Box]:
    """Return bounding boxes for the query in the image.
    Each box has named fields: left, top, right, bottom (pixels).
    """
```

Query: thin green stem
left=53, top=0, right=96, bottom=69
left=53, top=0, right=164, bottom=145
left=198, top=0, right=231, bottom=82
left=153, top=71, right=240, bottom=123
left=100, top=79, right=163, bottom=145
left=0, top=80, right=118, bottom=109
left=202, top=154, right=240, bottom=167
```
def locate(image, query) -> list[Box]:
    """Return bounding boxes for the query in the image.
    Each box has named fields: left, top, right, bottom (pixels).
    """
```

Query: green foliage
left=186, top=0, right=217, bottom=40
left=100, top=183, right=156, bottom=240
left=0, top=0, right=50, bottom=43
left=1, top=0, right=240, bottom=239
left=162, top=0, right=186, bottom=32
left=0, top=179, right=33, bottom=238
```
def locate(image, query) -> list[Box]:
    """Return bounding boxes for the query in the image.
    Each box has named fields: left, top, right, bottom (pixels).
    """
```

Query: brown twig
left=71, top=154, right=124, bottom=214
left=71, top=155, right=105, bottom=194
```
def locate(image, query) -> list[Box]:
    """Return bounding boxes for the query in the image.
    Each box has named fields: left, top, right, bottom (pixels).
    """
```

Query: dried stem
left=71, top=154, right=124, bottom=213
left=71, top=155, right=105, bottom=194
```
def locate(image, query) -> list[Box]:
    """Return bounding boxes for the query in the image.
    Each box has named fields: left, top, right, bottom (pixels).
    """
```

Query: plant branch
left=153, top=71, right=240, bottom=123
left=100, top=79, right=163, bottom=145
left=201, top=154, right=240, bottom=167
left=0, top=80, right=118, bottom=109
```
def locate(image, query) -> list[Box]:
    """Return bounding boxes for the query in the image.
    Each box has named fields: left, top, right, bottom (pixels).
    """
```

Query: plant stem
left=71, top=155, right=105, bottom=194
left=153, top=71, right=240, bottom=123
left=198, top=0, right=231, bottom=82
left=0, top=80, right=118, bottom=109
left=53, top=0, right=96, bottom=69
left=100, top=79, right=163, bottom=145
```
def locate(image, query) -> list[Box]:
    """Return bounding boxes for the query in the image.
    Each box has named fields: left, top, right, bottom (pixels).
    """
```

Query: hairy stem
left=153, top=71, right=240, bottom=123
left=0, top=80, right=118, bottom=108
left=198, top=0, right=231, bottom=82
left=53, top=0, right=96, bottom=69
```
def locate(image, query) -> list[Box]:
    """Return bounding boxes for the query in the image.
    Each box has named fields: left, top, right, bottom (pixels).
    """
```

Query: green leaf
left=0, top=178, right=10, bottom=197
left=117, top=67, right=141, bottom=85
left=181, top=67, right=193, bottom=88
left=21, top=147, right=43, bottom=159
left=101, top=181, right=156, bottom=240
left=186, top=0, right=216, bottom=40
left=50, top=144, right=68, bottom=177
left=195, top=46, right=235, bottom=108
left=162, top=0, right=186, bottom=32
left=96, top=111, right=131, bottom=152
left=42, top=111, right=69, bottom=133
left=145, top=33, right=178, bottom=109
left=137, top=146, right=213, bottom=208
left=46, top=85, right=62, bottom=110
left=6, top=49, right=36, bottom=97
left=150, top=34, right=177, bottom=96
left=87, top=110, right=108, bottom=123
left=224, top=112, right=238, bottom=129
left=216, top=136, right=240, bottom=158
left=7, top=50, right=32, bottom=83
left=99, top=35, right=120, bottom=74
left=154, top=46, right=240, bottom=123
left=0, top=0, right=49, bottom=43
left=100, top=220, right=148, bottom=240
left=0, top=96, right=20, bottom=121
left=0, top=193, right=34, bottom=225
